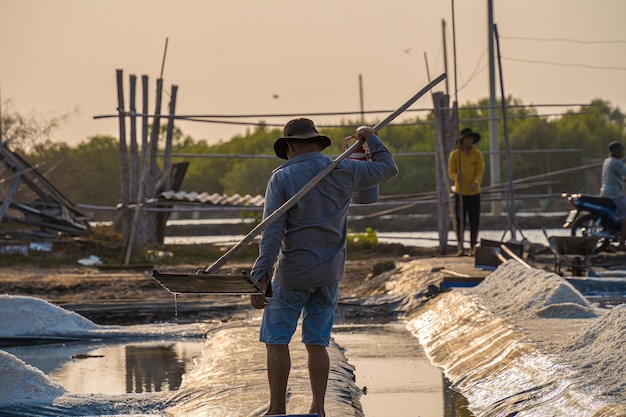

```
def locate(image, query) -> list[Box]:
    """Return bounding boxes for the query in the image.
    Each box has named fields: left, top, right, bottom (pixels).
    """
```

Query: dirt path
left=2, top=242, right=623, bottom=325
left=0, top=249, right=431, bottom=324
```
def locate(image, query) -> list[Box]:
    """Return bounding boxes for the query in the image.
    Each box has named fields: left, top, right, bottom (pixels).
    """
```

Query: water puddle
left=333, top=322, right=474, bottom=417
left=4, top=338, right=205, bottom=395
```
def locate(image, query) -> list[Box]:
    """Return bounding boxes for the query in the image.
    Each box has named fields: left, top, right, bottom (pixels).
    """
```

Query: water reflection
left=125, top=344, right=184, bottom=393
left=6, top=339, right=204, bottom=395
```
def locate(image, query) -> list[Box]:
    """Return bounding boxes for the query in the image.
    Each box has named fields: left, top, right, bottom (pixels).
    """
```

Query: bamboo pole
left=116, top=70, right=130, bottom=208
left=425, top=51, right=457, bottom=254
left=162, top=85, right=178, bottom=191
left=129, top=75, right=139, bottom=203
left=431, top=91, right=457, bottom=254
left=124, top=75, right=156, bottom=265
left=148, top=78, right=163, bottom=201
left=125, top=76, right=151, bottom=265
left=116, top=69, right=133, bottom=262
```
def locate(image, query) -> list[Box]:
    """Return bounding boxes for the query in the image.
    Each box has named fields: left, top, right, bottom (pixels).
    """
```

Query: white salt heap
left=0, top=294, right=98, bottom=336
left=0, top=350, right=65, bottom=405
left=468, top=261, right=625, bottom=403
left=468, top=261, right=596, bottom=319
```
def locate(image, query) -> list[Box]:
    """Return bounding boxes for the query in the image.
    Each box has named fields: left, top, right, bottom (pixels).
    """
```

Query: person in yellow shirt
left=448, top=128, right=485, bottom=256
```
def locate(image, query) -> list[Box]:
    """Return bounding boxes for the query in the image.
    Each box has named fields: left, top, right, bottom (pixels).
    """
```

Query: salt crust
left=469, top=261, right=625, bottom=402
left=0, top=350, right=65, bottom=404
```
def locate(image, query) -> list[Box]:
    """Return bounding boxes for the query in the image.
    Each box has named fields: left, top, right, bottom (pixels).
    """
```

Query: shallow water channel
left=6, top=322, right=473, bottom=416
left=333, top=322, right=473, bottom=417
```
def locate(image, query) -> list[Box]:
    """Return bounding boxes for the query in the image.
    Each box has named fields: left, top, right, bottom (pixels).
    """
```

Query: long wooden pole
left=125, top=76, right=164, bottom=264
left=425, top=52, right=456, bottom=254
left=129, top=75, right=139, bottom=209
left=116, top=70, right=134, bottom=263
left=200, top=74, right=447, bottom=274
left=125, top=75, right=150, bottom=265
left=494, top=23, right=517, bottom=241
left=162, top=85, right=178, bottom=191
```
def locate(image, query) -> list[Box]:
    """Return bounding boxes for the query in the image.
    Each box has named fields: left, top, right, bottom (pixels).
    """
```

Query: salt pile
left=0, top=295, right=202, bottom=415
left=0, top=295, right=91, bottom=405
left=468, top=261, right=596, bottom=319
left=469, top=261, right=625, bottom=403
left=0, top=294, right=98, bottom=336
left=0, top=350, right=65, bottom=405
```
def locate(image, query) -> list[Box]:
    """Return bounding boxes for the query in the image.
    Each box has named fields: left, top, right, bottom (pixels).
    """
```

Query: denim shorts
left=260, top=281, right=339, bottom=346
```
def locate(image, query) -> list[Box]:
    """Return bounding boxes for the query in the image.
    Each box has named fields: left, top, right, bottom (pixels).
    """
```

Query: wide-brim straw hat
left=459, top=127, right=481, bottom=144
left=274, top=118, right=331, bottom=159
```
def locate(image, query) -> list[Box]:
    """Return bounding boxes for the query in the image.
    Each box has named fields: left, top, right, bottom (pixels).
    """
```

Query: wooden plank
left=152, top=270, right=263, bottom=294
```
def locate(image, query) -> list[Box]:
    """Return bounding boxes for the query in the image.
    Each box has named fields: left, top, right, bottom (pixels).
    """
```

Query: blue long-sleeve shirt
left=600, top=156, right=626, bottom=199
left=250, top=134, right=398, bottom=290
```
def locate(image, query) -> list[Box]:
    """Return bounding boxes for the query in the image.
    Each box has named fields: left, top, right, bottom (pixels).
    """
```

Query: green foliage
left=221, top=159, right=276, bottom=195
left=347, top=227, right=378, bottom=252
left=176, top=124, right=281, bottom=194
left=4, top=97, right=625, bottom=266
left=6, top=98, right=626, bottom=208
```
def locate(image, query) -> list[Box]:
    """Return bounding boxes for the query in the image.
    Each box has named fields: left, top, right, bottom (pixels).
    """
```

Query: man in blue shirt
left=600, top=141, right=626, bottom=251
left=250, top=118, right=398, bottom=416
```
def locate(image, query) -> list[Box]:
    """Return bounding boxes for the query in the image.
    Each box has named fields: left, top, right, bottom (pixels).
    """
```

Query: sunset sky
left=1, top=0, right=625, bottom=147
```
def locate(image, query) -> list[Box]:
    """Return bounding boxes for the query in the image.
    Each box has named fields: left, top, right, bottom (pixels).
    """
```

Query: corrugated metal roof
left=159, top=191, right=265, bottom=207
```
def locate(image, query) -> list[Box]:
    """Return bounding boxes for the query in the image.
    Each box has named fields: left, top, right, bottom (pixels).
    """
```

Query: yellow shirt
left=448, top=146, right=485, bottom=196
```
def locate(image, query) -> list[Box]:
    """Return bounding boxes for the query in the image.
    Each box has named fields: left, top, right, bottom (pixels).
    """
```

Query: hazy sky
left=1, top=0, right=625, bottom=147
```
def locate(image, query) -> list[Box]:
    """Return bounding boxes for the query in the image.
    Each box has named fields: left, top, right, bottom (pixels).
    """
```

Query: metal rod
left=202, top=73, right=447, bottom=273
left=494, top=23, right=517, bottom=241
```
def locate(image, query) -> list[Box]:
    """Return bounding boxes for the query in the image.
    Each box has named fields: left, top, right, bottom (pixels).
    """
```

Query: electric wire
left=500, top=36, right=626, bottom=45
left=503, top=57, right=626, bottom=71
left=456, top=48, right=490, bottom=93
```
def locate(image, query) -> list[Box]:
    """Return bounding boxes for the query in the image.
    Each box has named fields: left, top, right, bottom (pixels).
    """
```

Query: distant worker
left=249, top=118, right=399, bottom=416
left=448, top=127, right=485, bottom=256
left=600, top=141, right=626, bottom=251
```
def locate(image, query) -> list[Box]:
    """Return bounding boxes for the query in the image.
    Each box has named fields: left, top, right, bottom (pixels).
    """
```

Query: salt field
left=1, top=258, right=625, bottom=416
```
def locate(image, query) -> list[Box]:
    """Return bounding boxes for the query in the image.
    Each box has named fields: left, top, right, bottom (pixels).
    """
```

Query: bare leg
left=306, top=344, right=329, bottom=417
left=266, top=344, right=290, bottom=415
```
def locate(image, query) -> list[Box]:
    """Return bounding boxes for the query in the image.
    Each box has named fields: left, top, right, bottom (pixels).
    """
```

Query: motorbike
left=562, top=193, right=622, bottom=252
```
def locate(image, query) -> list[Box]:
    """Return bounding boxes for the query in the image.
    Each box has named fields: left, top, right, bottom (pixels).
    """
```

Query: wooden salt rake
left=152, top=73, right=447, bottom=294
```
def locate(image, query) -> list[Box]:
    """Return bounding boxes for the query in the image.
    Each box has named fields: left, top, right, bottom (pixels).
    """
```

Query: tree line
left=2, top=98, right=625, bottom=214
